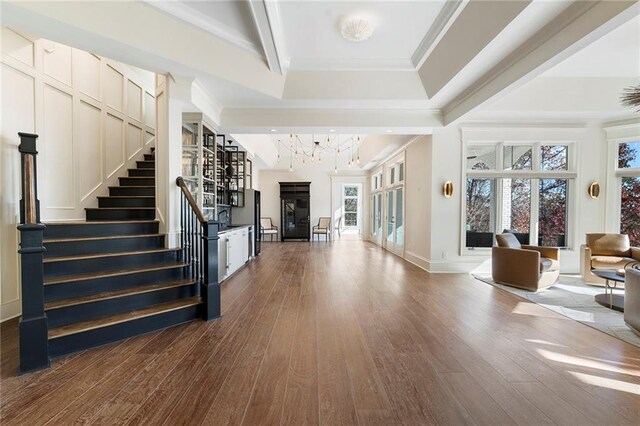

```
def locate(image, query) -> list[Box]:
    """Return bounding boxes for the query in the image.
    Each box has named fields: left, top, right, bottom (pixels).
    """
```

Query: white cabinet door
left=218, top=233, right=228, bottom=282
left=228, top=230, right=245, bottom=275
left=241, top=228, right=249, bottom=264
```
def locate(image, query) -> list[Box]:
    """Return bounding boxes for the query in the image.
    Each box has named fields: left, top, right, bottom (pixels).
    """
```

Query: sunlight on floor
left=537, top=348, right=640, bottom=377
left=525, top=339, right=567, bottom=348
left=511, top=301, right=568, bottom=319
left=569, top=371, right=640, bottom=396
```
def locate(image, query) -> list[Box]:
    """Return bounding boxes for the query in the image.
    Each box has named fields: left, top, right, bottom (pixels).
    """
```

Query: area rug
left=471, top=272, right=640, bottom=348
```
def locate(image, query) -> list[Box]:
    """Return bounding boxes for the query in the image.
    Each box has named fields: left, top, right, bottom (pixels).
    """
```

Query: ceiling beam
left=220, top=108, right=442, bottom=134
left=411, top=0, right=467, bottom=68
left=2, top=0, right=286, bottom=98
left=443, top=0, right=640, bottom=125
left=248, top=0, right=286, bottom=75
left=418, top=0, right=532, bottom=99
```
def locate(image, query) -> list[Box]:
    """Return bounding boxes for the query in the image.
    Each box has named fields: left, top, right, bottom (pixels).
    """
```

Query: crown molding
left=144, top=0, right=263, bottom=58
left=412, top=0, right=467, bottom=68
left=288, top=58, right=415, bottom=71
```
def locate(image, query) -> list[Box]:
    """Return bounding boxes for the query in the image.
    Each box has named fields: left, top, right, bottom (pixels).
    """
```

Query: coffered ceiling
left=3, top=0, right=639, bottom=133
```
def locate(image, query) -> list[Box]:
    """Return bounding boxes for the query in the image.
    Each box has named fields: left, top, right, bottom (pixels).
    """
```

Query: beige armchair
left=492, top=233, right=560, bottom=292
left=312, top=217, right=331, bottom=241
left=260, top=217, right=278, bottom=242
left=581, top=233, right=640, bottom=286
left=625, top=267, right=640, bottom=336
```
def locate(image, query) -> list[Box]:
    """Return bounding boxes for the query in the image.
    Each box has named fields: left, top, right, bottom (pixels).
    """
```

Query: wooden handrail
left=176, top=176, right=207, bottom=223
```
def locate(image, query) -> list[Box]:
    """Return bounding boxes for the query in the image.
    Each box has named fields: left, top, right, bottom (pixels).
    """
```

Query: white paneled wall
left=0, top=28, right=156, bottom=321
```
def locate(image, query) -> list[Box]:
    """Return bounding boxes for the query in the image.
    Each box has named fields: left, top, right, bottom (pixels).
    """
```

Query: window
left=617, top=141, right=640, bottom=246
left=387, top=162, right=404, bottom=186
left=621, top=177, right=640, bottom=246
left=343, top=185, right=358, bottom=227
left=464, top=142, right=575, bottom=250
left=466, top=178, right=496, bottom=247
left=539, top=179, right=567, bottom=247
left=246, top=158, right=253, bottom=189
left=504, top=145, right=532, bottom=170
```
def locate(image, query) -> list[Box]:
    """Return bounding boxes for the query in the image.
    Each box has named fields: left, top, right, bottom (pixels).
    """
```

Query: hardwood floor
left=2, top=240, right=640, bottom=425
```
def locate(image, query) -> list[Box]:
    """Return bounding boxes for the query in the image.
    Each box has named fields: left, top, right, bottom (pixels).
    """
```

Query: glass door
left=384, top=187, right=404, bottom=254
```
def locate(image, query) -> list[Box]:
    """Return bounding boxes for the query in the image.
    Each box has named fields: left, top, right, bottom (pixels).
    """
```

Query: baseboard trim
left=1, top=300, right=21, bottom=322
left=426, top=259, right=484, bottom=273
left=404, top=251, right=430, bottom=272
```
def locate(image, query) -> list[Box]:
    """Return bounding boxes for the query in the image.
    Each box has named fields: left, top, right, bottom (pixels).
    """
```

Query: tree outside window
left=619, top=142, right=640, bottom=246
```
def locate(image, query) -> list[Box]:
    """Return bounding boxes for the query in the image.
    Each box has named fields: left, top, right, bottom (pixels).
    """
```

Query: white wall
left=258, top=169, right=367, bottom=238
left=1, top=28, right=155, bottom=321
left=404, top=136, right=432, bottom=269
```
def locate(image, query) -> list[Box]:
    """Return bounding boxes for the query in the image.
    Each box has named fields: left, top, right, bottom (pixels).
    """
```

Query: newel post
left=201, top=221, right=220, bottom=320
left=17, top=132, right=50, bottom=374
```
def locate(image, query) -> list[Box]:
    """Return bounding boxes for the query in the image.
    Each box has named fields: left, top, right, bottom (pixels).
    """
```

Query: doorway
left=384, top=187, right=404, bottom=255
left=341, top=184, right=362, bottom=238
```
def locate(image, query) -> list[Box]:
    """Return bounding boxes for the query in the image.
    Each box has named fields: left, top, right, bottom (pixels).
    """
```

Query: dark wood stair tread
left=48, top=297, right=202, bottom=339
left=44, top=262, right=188, bottom=285
left=85, top=207, right=156, bottom=210
left=44, top=248, right=178, bottom=263
left=44, top=233, right=162, bottom=243
left=45, top=279, right=198, bottom=310
left=108, top=186, right=155, bottom=188
left=44, top=220, right=158, bottom=225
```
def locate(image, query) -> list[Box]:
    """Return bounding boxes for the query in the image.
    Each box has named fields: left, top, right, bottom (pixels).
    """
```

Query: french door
left=384, top=187, right=404, bottom=255
left=370, top=192, right=383, bottom=245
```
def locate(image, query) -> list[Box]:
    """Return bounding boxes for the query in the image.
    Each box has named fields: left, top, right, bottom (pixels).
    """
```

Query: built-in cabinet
left=218, top=225, right=253, bottom=282
left=182, top=113, right=217, bottom=220
left=280, top=182, right=311, bottom=241
left=216, top=135, right=246, bottom=207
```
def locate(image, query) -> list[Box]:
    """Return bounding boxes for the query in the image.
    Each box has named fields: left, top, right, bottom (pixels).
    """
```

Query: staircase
left=41, top=147, right=202, bottom=357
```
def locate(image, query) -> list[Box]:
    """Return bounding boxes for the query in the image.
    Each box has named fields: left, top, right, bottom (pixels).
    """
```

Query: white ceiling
left=280, top=0, right=446, bottom=70
left=4, top=0, right=638, bottom=135
left=543, top=15, right=640, bottom=78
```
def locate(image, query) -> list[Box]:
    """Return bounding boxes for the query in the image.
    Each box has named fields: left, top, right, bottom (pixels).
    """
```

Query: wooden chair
left=313, top=217, right=331, bottom=241
left=260, top=217, right=278, bottom=242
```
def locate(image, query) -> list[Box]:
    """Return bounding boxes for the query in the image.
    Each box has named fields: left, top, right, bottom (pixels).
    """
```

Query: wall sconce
left=443, top=181, right=454, bottom=198
left=588, top=182, right=600, bottom=199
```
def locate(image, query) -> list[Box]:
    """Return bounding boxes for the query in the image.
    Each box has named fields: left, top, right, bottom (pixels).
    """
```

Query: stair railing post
left=201, top=221, right=220, bottom=320
left=17, top=132, right=50, bottom=374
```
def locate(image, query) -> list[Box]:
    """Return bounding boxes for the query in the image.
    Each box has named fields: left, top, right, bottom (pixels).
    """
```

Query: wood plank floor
left=3, top=240, right=640, bottom=425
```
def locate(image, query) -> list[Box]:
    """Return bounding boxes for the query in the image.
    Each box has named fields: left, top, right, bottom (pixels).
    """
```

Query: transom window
left=464, top=142, right=575, bottom=250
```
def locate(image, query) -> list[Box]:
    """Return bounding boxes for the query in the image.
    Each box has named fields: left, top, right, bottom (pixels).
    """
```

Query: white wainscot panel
left=1, top=28, right=34, bottom=67
left=145, top=131, right=155, bottom=146
left=44, top=84, right=74, bottom=208
left=73, top=49, right=101, bottom=100
left=127, top=123, right=142, bottom=160
left=104, top=65, right=124, bottom=111
left=43, top=41, right=72, bottom=86
left=1, top=64, right=35, bottom=135
left=1, top=65, right=34, bottom=319
left=77, top=101, right=102, bottom=200
left=105, top=113, right=124, bottom=178
left=128, top=80, right=142, bottom=122
left=144, top=91, right=155, bottom=128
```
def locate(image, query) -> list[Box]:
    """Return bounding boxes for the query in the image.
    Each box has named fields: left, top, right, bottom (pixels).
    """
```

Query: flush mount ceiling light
left=340, top=17, right=375, bottom=42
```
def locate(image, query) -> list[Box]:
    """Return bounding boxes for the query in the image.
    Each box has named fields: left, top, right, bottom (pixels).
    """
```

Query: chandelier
left=276, top=134, right=361, bottom=173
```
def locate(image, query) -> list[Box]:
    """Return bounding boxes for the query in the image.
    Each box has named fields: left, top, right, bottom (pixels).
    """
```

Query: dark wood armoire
left=279, top=182, right=310, bottom=241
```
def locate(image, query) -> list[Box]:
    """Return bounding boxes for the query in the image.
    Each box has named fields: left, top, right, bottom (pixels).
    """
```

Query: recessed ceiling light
left=386, top=129, right=393, bottom=133
left=329, top=129, right=335, bottom=132
left=269, top=129, right=277, bottom=132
